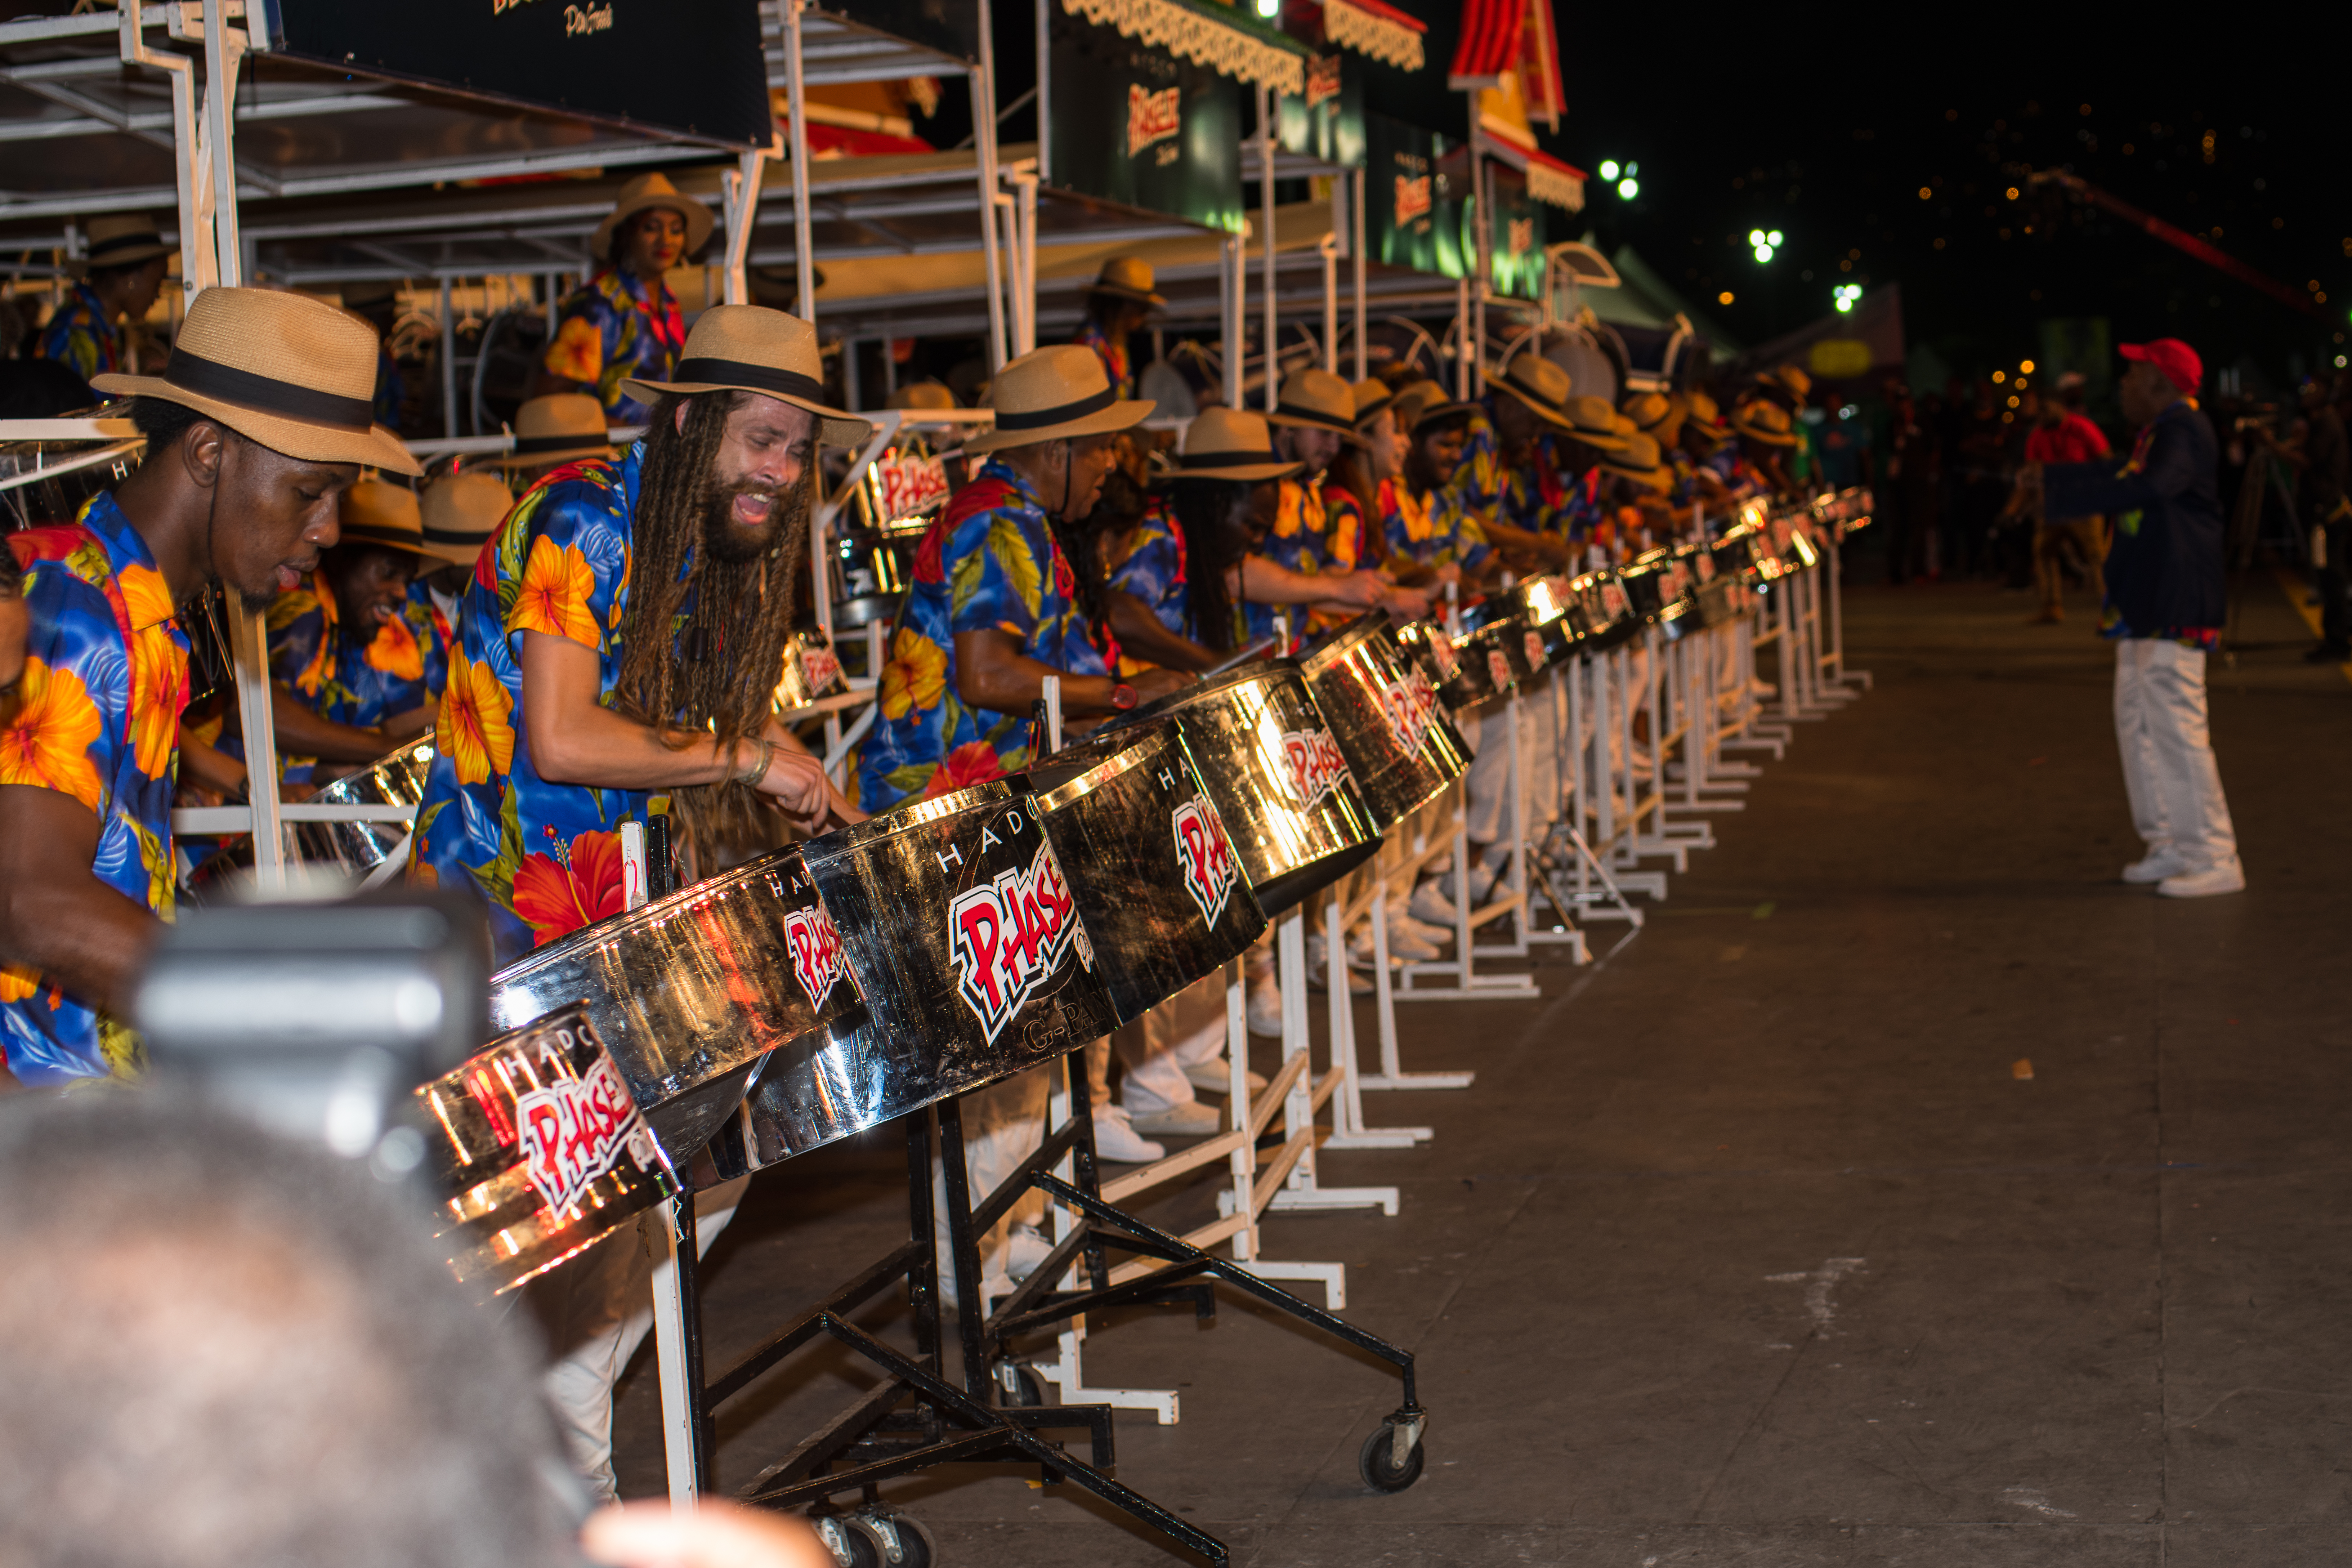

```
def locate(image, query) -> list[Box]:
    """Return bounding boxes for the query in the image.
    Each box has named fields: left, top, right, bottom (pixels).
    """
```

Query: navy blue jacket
left=2043, top=400, right=2223, bottom=634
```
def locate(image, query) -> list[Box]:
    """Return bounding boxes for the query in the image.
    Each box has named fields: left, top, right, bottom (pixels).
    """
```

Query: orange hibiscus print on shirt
left=922, top=740, right=1007, bottom=799
left=125, top=625, right=187, bottom=779
left=545, top=314, right=606, bottom=386
left=513, top=826, right=625, bottom=946
left=0, top=656, right=103, bottom=811
left=363, top=613, right=425, bottom=681
left=438, top=645, right=516, bottom=787
left=510, top=535, right=602, bottom=647
left=880, top=627, right=947, bottom=722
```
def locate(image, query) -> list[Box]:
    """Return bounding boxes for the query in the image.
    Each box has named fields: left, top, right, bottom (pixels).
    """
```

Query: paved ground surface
left=613, top=566, right=2352, bottom=1565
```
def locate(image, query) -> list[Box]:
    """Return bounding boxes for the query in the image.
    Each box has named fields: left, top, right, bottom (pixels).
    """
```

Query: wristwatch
left=1109, top=683, right=1139, bottom=711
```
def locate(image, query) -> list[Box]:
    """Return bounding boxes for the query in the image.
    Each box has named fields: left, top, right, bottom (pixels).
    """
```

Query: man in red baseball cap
left=2016, top=336, right=2242, bottom=898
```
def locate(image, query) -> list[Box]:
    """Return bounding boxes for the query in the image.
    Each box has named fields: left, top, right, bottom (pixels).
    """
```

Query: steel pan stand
left=1356, top=803, right=1479, bottom=1091
left=1592, top=645, right=1671, bottom=902
left=643, top=1108, right=1229, bottom=1565
left=1664, top=621, right=1750, bottom=813
left=1827, top=522, right=1873, bottom=692
left=1532, top=663, right=1643, bottom=934
left=1263, top=905, right=1403, bottom=1212
left=958, top=1050, right=1430, bottom=1512
left=1317, top=874, right=1434, bottom=1148
left=1393, top=703, right=1544, bottom=1002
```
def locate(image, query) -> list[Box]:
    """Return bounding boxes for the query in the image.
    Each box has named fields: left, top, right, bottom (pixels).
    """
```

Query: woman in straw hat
left=1261, top=369, right=1405, bottom=634
left=855, top=343, right=1193, bottom=812
left=35, top=213, right=175, bottom=383
left=412, top=304, right=868, bottom=968
left=538, top=172, right=713, bottom=424
left=1073, top=255, right=1163, bottom=399
left=1, top=286, right=414, bottom=1087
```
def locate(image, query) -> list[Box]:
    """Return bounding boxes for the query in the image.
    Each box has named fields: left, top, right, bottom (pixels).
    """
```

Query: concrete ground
left=614, top=567, right=2352, bottom=1565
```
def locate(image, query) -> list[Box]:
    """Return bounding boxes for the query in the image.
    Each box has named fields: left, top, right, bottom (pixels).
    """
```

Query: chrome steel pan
left=413, top=1004, right=681, bottom=1301
left=1569, top=566, right=1645, bottom=653
left=1028, top=719, right=1267, bottom=1024
left=1507, top=576, right=1582, bottom=669
left=1296, top=615, right=1468, bottom=828
left=488, top=844, right=865, bottom=1158
left=715, top=782, right=1121, bottom=1173
left=1391, top=618, right=1495, bottom=713
left=1456, top=610, right=1537, bottom=695
left=299, top=734, right=437, bottom=874
left=1106, top=659, right=1379, bottom=916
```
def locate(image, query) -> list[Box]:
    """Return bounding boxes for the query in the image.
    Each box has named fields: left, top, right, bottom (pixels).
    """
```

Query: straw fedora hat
left=1349, top=377, right=1396, bottom=429
left=964, top=344, right=1153, bottom=455
left=1170, top=406, right=1301, bottom=484
left=418, top=471, right=514, bottom=569
left=1624, top=390, right=1680, bottom=438
left=1088, top=256, right=1165, bottom=308
left=1601, top=431, right=1672, bottom=494
left=885, top=380, right=956, bottom=411
left=337, top=479, right=434, bottom=558
left=1483, top=348, right=1574, bottom=430
left=1755, top=364, right=1812, bottom=405
left=1680, top=389, right=1724, bottom=448
left=496, top=393, right=613, bottom=470
left=1562, top=395, right=1629, bottom=452
left=71, top=213, right=174, bottom=277
left=622, top=305, right=872, bottom=447
left=94, top=286, right=420, bottom=474
left=591, top=171, right=715, bottom=261
left=1267, top=368, right=1364, bottom=444
left=1729, top=397, right=1801, bottom=447
left=1393, top=378, right=1475, bottom=433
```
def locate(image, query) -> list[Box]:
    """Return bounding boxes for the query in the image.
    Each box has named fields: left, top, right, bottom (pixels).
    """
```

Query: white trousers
left=1462, top=684, right=1560, bottom=846
left=1118, top=975, right=1229, bottom=1115
left=536, top=1175, right=748, bottom=1503
left=2113, top=638, right=2239, bottom=872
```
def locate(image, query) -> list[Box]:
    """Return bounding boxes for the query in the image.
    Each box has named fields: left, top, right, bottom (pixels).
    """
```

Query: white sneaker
left=2121, top=849, right=2188, bottom=884
left=2158, top=859, right=2245, bottom=898
left=1091, top=1105, right=1164, bottom=1164
left=1409, top=880, right=1459, bottom=927
left=1386, top=898, right=1453, bottom=946
left=1003, top=1224, right=1055, bottom=1282
left=1307, top=933, right=1372, bottom=995
left=1183, top=1056, right=1266, bottom=1095
left=1129, top=1100, right=1222, bottom=1136
left=1359, top=918, right=1437, bottom=963
left=1246, top=974, right=1283, bottom=1037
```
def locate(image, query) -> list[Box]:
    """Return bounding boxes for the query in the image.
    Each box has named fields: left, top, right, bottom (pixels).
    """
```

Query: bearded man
left=411, top=305, right=866, bottom=964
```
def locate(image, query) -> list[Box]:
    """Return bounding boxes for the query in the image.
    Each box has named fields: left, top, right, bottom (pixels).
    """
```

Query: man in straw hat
left=236, top=478, right=444, bottom=789
left=412, top=304, right=867, bottom=964
left=497, top=392, right=617, bottom=490
left=1441, top=349, right=1591, bottom=575
left=0, top=286, right=414, bottom=1086
left=35, top=213, right=175, bottom=383
left=539, top=172, right=712, bottom=423
left=1074, top=256, right=1163, bottom=399
left=1727, top=396, right=1803, bottom=497
left=1375, top=379, right=1489, bottom=590
left=1260, top=368, right=1413, bottom=635
left=856, top=343, right=1191, bottom=812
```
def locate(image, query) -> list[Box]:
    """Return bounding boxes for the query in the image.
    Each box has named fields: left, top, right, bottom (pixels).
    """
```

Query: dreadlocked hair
left=1168, top=477, right=1250, bottom=653
left=1057, top=463, right=1146, bottom=661
left=611, top=390, right=811, bottom=862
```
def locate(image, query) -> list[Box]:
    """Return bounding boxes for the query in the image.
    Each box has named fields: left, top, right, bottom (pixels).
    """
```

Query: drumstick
left=1203, top=636, right=1278, bottom=677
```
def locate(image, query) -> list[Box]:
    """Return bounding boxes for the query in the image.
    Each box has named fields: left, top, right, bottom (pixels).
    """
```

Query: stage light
left=2021, top=359, right=2035, bottom=373
left=1768, top=231, right=1783, bottom=246
left=1618, top=178, right=1639, bottom=199
left=1754, top=244, right=1774, bottom=262
left=1599, top=160, right=1620, bottom=181
left=1719, top=291, right=1735, bottom=305
left=1749, top=229, right=1766, bottom=246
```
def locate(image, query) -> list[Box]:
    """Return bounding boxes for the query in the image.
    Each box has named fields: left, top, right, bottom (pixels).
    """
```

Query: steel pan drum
left=488, top=844, right=865, bottom=1158
left=1506, top=577, right=1581, bottom=669
left=772, top=626, right=848, bottom=714
left=1457, top=609, right=1539, bottom=695
left=1565, top=568, right=1643, bottom=652
left=715, top=782, right=1122, bottom=1173
left=1392, top=618, right=1495, bottom=712
left=300, top=734, right=438, bottom=872
left=414, top=1004, right=681, bottom=1301
left=1296, top=615, right=1468, bottom=828
left=1028, top=720, right=1267, bottom=1024
left=1111, top=659, right=1380, bottom=916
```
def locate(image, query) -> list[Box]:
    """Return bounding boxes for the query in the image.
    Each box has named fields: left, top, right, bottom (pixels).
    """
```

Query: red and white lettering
left=516, top=1053, right=648, bottom=1218
left=1127, top=84, right=1181, bottom=157
left=782, top=902, right=850, bottom=1009
left=1486, top=649, right=1513, bottom=690
left=1279, top=727, right=1351, bottom=809
left=945, top=839, right=1091, bottom=1043
left=1172, top=795, right=1241, bottom=929
left=1378, top=670, right=1438, bottom=756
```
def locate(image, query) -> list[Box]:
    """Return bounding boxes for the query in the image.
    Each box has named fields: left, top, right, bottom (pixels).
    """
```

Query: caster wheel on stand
left=1358, top=1420, right=1426, bottom=1493
left=851, top=1511, right=936, bottom=1568
left=991, top=1358, right=1045, bottom=1408
left=811, top=1515, right=881, bottom=1568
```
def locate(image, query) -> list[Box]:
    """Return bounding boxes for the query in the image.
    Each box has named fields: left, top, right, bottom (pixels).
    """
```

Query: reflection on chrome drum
left=413, top=1004, right=680, bottom=1300
left=1295, top=614, right=1468, bottom=830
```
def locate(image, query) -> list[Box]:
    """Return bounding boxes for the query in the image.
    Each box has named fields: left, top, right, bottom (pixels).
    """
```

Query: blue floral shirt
left=1073, top=321, right=1131, bottom=398
left=411, top=445, right=663, bottom=967
left=34, top=282, right=120, bottom=385
left=857, top=460, right=1109, bottom=810
left=542, top=268, right=685, bottom=424
left=233, top=571, right=447, bottom=785
left=1447, top=405, right=1573, bottom=544
left=1109, top=496, right=1189, bottom=665
left=1, top=493, right=189, bottom=1085
left=1378, top=476, right=1489, bottom=573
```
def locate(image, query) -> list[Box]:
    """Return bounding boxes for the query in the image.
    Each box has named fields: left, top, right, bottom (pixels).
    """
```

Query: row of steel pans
left=414, top=492, right=1865, bottom=1297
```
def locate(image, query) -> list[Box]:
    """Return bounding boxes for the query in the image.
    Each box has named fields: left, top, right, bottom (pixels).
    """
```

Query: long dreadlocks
left=610, top=390, right=812, bottom=857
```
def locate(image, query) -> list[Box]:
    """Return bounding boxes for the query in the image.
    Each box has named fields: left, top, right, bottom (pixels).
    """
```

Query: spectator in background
left=2023, top=371, right=2113, bottom=623
left=1877, top=378, right=1931, bottom=583
left=2019, top=338, right=2242, bottom=899
left=36, top=214, right=174, bottom=381
left=2255, top=375, right=2349, bottom=661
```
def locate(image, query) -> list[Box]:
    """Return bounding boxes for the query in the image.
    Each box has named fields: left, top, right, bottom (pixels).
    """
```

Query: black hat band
left=1179, top=447, right=1289, bottom=470
left=1274, top=400, right=1354, bottom=432
left=163, top=347, right=373, bottom=432
left=87, top=230, right=165, bottom=261
left=994, top=384, right=1117, bottom=432
left=674, top=357, right=827, bottom=406
left=511, top=430, right=607, bottom=455
left=422, top=523, right=497, bottom=545
left=339, top=522, right=425, bottom=549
